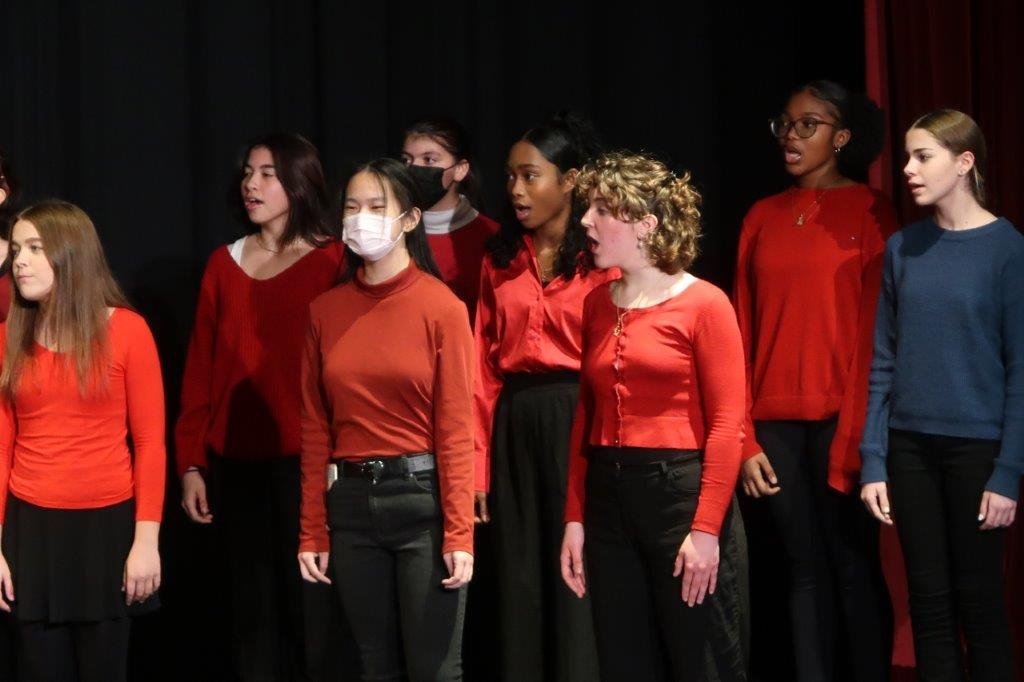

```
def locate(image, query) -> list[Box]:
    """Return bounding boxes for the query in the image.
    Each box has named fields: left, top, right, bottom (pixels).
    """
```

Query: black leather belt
left=338, top=453, right=435, bottom=485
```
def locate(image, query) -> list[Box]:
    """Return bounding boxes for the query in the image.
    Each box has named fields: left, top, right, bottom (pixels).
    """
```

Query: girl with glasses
left=733, top=80, right=896, bottom=680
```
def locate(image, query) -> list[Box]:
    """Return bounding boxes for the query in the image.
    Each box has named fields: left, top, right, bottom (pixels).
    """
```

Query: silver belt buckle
left=362, top=459, right=385, bottom=485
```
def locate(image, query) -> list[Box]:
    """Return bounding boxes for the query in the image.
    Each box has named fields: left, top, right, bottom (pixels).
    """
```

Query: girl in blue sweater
left=860, top=109, right=1022, bottom=682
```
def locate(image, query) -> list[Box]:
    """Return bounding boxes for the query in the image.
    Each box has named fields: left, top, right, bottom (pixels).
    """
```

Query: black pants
left=754, top=419, right=890, bottom=682
left=887, top=429, right=1015, bottom=682
left=16, top=618, right=129, bottom=682
left=328, top=467, right=465, bottom=681
left=209, top=455, right=344, bottom=682
left=488, top=372, right=599, bottom=681
left=585, top=447, right=747, bottom=682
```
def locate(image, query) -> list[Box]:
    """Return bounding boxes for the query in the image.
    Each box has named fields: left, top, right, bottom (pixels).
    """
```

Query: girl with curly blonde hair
left=561, top=151, right=748, bottom=681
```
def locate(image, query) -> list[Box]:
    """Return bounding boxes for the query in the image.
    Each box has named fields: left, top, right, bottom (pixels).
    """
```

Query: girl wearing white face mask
left=298, top=159, right=475, bottom=681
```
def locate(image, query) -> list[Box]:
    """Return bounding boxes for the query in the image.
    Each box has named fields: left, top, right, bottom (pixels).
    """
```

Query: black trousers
left=754, top=419, right=890, bottom=682
left=887, top=429, right=1015, bottom=682
left=488, top=372, right=599, bottom=681
left=208, top=455, right=344, bottom=682
left=16, top=618, right=130, bottom=682
left=584, top=447, right=748, bottom=682
left=328, top=467, right=466, bottom=681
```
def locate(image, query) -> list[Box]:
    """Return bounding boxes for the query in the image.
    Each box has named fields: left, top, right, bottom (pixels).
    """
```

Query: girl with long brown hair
left=0, top=200, right=165, bottom=682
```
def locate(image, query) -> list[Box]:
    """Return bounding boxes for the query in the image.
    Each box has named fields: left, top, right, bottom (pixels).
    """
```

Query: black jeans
left=16, top=618, right=130, bottom=682
left=754, top=419, right=890, bottom=682
left=209, top=455, right=345, bottom=682
left=887, top=429, right=1015, bottom=682
left=584, top=447, right=746, bottom=682
left=328, top=467, right=466, bottom=681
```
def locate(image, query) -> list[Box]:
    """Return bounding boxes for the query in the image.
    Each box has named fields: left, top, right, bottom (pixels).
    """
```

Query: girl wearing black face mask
left=401, top=118, right=498, bottom=321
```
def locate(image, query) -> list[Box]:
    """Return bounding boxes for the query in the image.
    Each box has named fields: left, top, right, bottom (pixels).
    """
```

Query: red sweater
left=299, top=263, right=475, bottom=555
left=733, top=185, right=898, bottom=492
left=473, top=237, right=618, bottom=491
left=174, top=241, right=344, bottom=477
left=426, top=212, right=499, bottom=319
left=0, top=308, right=166, bottom=522
left=564, top=279, right=746, bottom=536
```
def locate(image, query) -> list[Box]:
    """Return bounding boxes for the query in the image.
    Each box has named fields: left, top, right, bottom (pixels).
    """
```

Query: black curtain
left=0, top=2, right=864, bottom=680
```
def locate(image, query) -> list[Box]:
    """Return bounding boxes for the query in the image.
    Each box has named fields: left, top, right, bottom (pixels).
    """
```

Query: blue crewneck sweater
left=860, top=217, right=1024, bottom=498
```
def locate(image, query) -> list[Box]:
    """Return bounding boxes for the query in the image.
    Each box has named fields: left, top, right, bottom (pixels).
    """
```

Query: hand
left=123, top=541, right=161, bottom=605
left=674, top=530, right=719, bottom=607
left=0, top=552, right=13, bottom=612
left=181, top=470, right=213, bottom=524
left=978, top=491, right=1017, bottom=530
left=298, top=552, right=332, bottom=584
left=860, top=482, right=893, bottom=525
left=560, top=522, right=586, bottom=599
left=474, top=492, right=490, bottom=524
left=741, top=452, right=780, bottom=498
left=442, top=551, right=474, bottom=589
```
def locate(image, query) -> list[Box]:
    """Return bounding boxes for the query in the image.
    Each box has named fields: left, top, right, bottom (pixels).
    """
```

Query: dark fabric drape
left=865, top=2, right=1024, bottom=679
left=1, top=2, right=865, bottom=680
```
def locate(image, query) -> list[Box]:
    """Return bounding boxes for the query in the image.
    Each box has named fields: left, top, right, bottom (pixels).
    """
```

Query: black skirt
left=1, top=494, right=159, bottom=623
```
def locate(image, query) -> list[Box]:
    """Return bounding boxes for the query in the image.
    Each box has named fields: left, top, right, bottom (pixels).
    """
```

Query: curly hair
left=576, top=151, right=702, bottom=274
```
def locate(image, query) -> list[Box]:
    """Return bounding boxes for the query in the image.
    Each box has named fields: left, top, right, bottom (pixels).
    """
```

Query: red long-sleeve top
left=564, top=279, right=746, bottom=536
left=473, top=236, right=618, bottom=491
left=299, top=263, right=475, bottom=555
left=426, top=212, right=499, bottom=319
left=174, top=241, right=344, bottom=477
left=0, top=308, right=166, bottom=522
left=732, top=185, right=897, bottom=492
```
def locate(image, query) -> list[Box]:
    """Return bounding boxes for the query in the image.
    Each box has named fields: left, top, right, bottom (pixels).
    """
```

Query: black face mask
left=408, top=164, right=452, bottom=208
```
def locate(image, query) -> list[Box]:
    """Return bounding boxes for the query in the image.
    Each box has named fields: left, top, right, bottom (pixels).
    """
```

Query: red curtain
left=865, top=1, right=1024, bottom=679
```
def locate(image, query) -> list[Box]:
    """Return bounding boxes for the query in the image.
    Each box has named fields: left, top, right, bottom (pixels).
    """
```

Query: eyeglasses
left=769, top=116, right=837, bottom=139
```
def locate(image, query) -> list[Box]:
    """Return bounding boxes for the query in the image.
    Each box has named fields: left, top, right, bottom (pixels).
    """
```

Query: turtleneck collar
left=354, top=261, right=420, bottom=298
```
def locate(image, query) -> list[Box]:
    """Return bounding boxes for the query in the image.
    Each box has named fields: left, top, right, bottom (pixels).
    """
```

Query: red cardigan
left=732, top=185, right=898, bottom=492
left=174, top=241, right=344, bottom=477
left=564, top=279, right=746, bottom=536
left=473, top=237, right=618, bottom=491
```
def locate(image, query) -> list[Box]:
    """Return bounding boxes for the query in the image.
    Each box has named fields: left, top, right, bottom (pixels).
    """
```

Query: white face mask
left=342, top=211, right=407, bottom=262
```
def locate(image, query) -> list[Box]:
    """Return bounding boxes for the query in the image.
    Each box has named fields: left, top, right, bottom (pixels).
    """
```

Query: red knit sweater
left=427, top=213, right=498, bottom=319
left=564, top=279, right=746, bottom=535
left=732, top=185, right=898, bottom=491
left=299, top=263, right=475, bottom=555
left=174, top=241, right=344, bottom=477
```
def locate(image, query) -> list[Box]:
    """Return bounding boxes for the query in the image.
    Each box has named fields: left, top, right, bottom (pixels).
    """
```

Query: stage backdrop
left=2, top=2, right=865, bottom=680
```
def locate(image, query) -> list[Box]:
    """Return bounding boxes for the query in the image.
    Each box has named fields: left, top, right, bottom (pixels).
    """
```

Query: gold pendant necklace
left=613, top=308, right=627, bottom=336
left=793, top=189, right=827, bottom=226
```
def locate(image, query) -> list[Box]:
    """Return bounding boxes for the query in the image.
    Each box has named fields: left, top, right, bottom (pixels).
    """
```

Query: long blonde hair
left=1, top=201, right=131, bottom=396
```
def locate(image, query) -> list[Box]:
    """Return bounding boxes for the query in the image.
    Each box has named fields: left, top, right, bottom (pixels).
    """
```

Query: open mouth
left=783, top=144, right=802, bottom=164
left=513, top=203, right=531, bottom=222
left=244, top=198, right=264, bottom=210
left=586, top=235, right=599, bottom=251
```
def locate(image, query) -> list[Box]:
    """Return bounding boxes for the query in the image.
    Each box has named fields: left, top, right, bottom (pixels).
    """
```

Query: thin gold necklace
left=792, top=189, right=827, bottom=226
left=254, top=233, right=282, bottom=254
left=612, top=287, right=651, bottom=337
